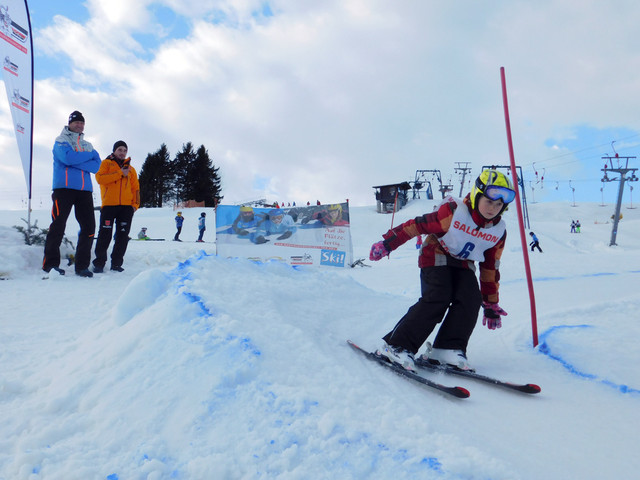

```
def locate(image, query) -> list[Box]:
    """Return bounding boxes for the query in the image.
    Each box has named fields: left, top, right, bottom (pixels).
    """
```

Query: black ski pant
left=43, top=188, right=96, bottom=272
left=174, top=226, right=182, bottom=240
left=383, top=266, right=483, bottom=355
left=94, top=205, right=135, bottom=269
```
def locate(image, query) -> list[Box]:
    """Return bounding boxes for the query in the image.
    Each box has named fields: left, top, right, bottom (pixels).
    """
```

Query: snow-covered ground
left=1, top=198, right=639, bottom=479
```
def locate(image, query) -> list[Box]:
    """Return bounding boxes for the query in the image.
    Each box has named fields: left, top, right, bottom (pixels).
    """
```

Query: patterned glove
left=482, top=302, right=508, bottom=330
left=369, top=241, right=390, bottom=261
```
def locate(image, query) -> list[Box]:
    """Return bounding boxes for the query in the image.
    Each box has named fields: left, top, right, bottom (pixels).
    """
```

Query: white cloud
left=2, top=0, right=640, bottom=209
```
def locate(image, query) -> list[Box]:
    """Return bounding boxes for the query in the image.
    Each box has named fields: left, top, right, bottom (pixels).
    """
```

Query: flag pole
left=500, top=67, right=539, bottom=347
left=26, top=0, right=34, bottom=244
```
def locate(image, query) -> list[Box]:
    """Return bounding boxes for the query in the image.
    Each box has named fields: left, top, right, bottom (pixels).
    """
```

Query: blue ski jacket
left=51, top=126, right=101, bottom=191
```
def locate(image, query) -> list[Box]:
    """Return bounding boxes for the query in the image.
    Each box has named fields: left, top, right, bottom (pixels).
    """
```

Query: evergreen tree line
left=138, top=142, right=223, bottom=208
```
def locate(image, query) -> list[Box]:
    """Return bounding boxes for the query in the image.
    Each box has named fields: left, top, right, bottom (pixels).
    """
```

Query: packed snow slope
left=1, top=198, right=639, bottom=480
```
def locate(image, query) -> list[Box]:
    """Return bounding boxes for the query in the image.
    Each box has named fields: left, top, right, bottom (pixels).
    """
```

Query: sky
left=2, top=0, right=640, bottom=210
left=1, top=199, right=639, bottom=478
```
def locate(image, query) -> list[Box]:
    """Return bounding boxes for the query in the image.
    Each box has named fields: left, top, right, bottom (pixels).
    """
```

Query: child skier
left=369, top=169, right=515, bottom=372
left=197, top=212, right=206, bottom=242
left=138, top=227, right=150, bottom=240
left=529, top=231, right=543, bottom=252
left=174, top=211, right=184, bottom=241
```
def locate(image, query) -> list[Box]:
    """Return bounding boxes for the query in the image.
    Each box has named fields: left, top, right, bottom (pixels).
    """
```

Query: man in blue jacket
left=42, top=111, right=101, bottom=277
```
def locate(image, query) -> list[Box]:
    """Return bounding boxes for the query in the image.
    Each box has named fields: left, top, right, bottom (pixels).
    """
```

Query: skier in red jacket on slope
left=369, top=169, right=515, bottom=372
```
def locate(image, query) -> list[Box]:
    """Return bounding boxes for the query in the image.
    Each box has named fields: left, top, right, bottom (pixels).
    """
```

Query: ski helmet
left=470, top=169, right=515, bottom=212
left=327, top=204, right=343, bottom=223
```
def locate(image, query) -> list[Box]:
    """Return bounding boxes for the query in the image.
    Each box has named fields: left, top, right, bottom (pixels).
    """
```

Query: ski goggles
left=484, top=185, right=516, bottom=204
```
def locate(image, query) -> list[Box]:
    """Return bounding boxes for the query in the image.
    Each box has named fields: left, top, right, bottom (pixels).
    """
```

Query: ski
left=414, top=357, right=541, bottom=394
left=347, top=340, right=470, bottom=399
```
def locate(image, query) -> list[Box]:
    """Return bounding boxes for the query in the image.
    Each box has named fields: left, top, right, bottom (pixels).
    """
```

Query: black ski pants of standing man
left=43, top=188, right=96, bottom=272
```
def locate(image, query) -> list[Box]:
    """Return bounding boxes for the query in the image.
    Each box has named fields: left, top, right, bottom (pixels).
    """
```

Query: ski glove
left=369, top=241, right=390, bottom=261
left=277, top=230, right=293, bottom=240
left=482, top=302, right=508, bottom=330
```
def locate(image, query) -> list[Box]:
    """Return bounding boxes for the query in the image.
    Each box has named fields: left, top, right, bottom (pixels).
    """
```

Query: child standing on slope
left=174, top=211, right=184, bottom=241
left=369, top=169, right=515, bottom=372
left=197, top=212, right=206, bottom=242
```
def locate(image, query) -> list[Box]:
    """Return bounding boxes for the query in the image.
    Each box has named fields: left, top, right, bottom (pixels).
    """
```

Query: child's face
left=477, top=195, right=504, bottom=220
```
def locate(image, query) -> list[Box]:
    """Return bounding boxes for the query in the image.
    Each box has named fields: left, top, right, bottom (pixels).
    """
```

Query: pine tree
left=139, top=144, right=172, bottom=207
left=172, top=142, right=197, bottom=204
left=192, top=144, right=223, bottom=207
left=139, top=142, right=224, bottom=208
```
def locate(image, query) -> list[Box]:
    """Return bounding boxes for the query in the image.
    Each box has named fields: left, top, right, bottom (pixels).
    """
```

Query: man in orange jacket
left=92, top=140, right=140, bottom=273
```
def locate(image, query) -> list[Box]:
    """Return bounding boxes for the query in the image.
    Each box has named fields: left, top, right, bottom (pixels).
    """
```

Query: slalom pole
left=387, top=190, right=399, bottom=260
left=500, top=67, right=539, bottom=347
left=390, top=190, right=399, bottom=229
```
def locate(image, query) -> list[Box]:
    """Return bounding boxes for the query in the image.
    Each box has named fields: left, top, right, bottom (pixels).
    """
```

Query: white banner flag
left=0, top=0, right=33, bottom=197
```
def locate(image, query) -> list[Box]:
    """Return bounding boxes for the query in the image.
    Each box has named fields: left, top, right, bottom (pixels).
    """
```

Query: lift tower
left=601, top=154, right=638, bottom=246
left=454, top=162, right=473, bottom=197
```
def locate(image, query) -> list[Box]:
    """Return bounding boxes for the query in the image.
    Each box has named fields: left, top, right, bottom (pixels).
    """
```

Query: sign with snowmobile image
left=215, top=203, right=353, bottom=267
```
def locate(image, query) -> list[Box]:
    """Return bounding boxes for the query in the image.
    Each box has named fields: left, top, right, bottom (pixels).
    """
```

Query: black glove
left=254, top=235, right=269, bottom=244
left=277, top=231, right=293, bottom=240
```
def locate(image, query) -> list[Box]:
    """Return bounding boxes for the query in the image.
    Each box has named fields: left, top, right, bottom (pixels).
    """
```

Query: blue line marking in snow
left=504, top=269, right=640, bottom=284
left=163, top=253, right=452, bottom=474
left=539, top=325, right=640, bottom=395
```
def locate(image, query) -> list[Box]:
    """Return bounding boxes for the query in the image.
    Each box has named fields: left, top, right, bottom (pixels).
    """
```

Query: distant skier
left=529, top=231, right=543, bottom=252
left=197, top=212, right=206, bottom=242
left=174, top=211, right=184, bottom=241
left=138, top=227, right=150, bottom=240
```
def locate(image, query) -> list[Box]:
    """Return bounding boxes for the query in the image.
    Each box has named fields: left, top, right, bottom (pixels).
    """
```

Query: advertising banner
left=0, top=0, right=33, bottom=196
left=216, top=203, right=353, bottom=267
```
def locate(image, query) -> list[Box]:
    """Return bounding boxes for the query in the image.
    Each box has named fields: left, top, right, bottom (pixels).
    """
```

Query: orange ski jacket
left=95, top=156, right=140, bottom=209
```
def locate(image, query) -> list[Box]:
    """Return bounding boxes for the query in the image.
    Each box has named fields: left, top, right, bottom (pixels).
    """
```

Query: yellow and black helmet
left=470, top=169, right=515, bottom=211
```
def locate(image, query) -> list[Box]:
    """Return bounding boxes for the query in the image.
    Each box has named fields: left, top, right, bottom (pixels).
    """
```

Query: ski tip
left=454, top=386, right=471, bottom=398
left=524, top=384, right=542, bottom=394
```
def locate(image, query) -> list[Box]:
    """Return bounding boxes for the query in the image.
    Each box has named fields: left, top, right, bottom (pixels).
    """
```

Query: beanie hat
left=113, top=140, right=128, bottom=152
left=68, top=110, right=85, bottom=124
